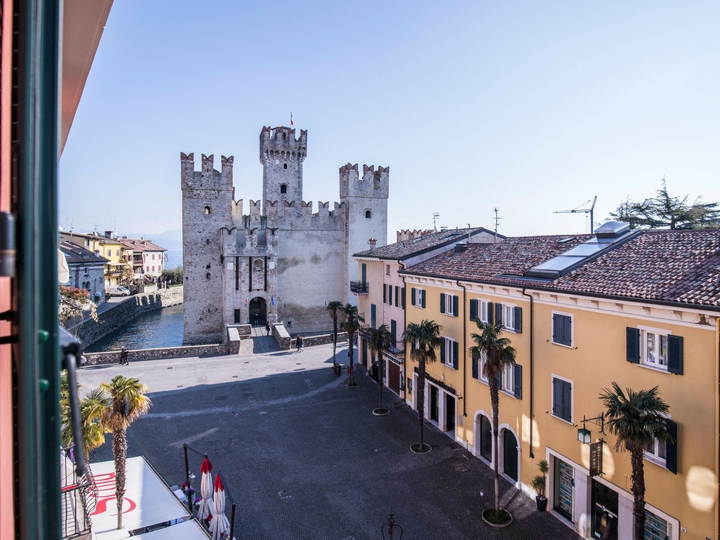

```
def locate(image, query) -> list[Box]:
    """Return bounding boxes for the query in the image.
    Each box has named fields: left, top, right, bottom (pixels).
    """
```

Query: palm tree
left=340, top=303, right=364, bottom=386
left=62, top=387, right=110, bottom=461
left=327, top=300, right=343, bottom=368
left=100, top=376, right=152, bottom=530
left=600, top=382, right=673, bottom=540
left=367, top=324, right=394, bottom=414
left=403, top=319, right=443, bottom=452
left=468, top=320, right=516, bottom=518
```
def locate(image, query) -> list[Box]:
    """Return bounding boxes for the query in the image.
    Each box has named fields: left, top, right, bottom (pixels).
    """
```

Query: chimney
left=368, top=238, right=377, bottom=253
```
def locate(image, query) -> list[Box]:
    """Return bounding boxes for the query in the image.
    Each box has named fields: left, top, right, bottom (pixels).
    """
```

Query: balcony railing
left=61, top=447, right=97, bottom=539
left=350, top=281, right=369, bottom=294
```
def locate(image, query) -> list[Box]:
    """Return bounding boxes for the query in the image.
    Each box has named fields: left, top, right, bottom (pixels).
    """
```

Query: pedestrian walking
left=265, top=321, right=271, bottom=336
left=120, top=346, right=129, bottom=365
left=296, top=335, right=303, bottom=352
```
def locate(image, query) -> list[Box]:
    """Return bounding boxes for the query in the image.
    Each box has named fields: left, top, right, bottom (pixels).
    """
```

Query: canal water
left=86, top=304, right=184, bottom=352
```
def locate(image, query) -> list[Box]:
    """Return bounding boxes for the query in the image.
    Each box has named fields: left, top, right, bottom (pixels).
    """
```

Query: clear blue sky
left=59, top=0, right=720, bottom=242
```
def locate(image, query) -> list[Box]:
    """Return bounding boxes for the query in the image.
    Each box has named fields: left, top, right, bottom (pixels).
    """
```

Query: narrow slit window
left=204, top=206, right=211, bottom=215
left=280, top=184, right=287, bottom=194
left=365, top=210, right=372, bottom=218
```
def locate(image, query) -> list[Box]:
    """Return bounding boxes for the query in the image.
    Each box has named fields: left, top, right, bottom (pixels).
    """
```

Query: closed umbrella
left=208, top=474, right=230, bottom=540
left=196, top=458, right=214, bottom=522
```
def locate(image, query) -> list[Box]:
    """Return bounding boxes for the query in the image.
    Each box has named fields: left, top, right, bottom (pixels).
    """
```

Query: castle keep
left=181, top=126, right=389, bottom=344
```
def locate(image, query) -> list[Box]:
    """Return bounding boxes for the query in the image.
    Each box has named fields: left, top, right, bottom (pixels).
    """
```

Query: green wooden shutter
left=383, top=284, right=387, bottom=303
left=390, top=320, right=397, bottom=344
left=421, top=290, right=426, bottom=308
left=361, top=263, right=366, bottom=285
left=562, top=381, right=572, bottom=422
left=487, top=302, right=494, bottom=324
left=626, top=327, right=640, bottom=364
left=469, top=299, right=478, bottom=321
left=552, top=378, right=561, bottom=417
left=395, top=286, right=399, bottom=307
left=472, top=355, right=479, bottom=379
left=401, top=288, right=405, bottom=309
left=665, top=419, right=678, bottom=474
left=453, top=295, right=459, bottom=317
left=552, top=314, right=558, bottom=342
left=388, top=285, right=393, bottom=305
left=411, top=288, right=416, bottom=306
left=495, top=303, right=503, bottom=326
left=563, top=316, right=572, bottom=346
left=513, top=306, right=522, bottom=333
left=452, top=341, right=459, bottom=370
left=668, top=335, right=683, bottom=375
left=440, top=293, right=446, bottom=313
left=513, top=364, right=522, bottom=399
left=371, top=304, right=377, bottom=329
left=440, top=338, right=446, bottom=363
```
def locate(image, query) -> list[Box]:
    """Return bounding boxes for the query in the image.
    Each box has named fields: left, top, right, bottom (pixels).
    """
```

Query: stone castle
left=181, top=126, right=389, bottom=344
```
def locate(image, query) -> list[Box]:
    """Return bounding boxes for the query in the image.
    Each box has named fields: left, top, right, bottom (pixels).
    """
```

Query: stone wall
left=73, top=287, right=184, bottom=348
left=84, top=342, right=227, bottom=365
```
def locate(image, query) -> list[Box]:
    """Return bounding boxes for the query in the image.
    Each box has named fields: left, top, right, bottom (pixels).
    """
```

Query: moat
left=86, top=303, right=184, bottom=352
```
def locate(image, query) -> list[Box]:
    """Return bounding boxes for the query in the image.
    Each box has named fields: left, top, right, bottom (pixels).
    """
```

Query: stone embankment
left=84, top=343, right=228, bottom=365
left=73, top=287, right=183, bottom=348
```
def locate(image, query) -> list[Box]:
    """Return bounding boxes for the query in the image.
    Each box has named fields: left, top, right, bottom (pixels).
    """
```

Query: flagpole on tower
left=290, top=112, right=294, bottom=127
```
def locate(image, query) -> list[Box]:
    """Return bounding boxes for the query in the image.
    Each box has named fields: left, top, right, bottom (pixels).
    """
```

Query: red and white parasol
left=196, top=458, right=214, bottom=522
left=208, top=474, right=230, bottom=540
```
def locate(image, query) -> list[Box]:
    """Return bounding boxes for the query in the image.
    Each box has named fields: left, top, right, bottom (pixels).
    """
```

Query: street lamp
left=577, top=413, right=605, bottom=445
left=381, top=510, right=403, bottom=540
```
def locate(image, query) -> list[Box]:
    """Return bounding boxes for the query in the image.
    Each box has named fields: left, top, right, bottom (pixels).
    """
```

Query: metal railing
left=60, top=448, right=96, bottom=539
left=350, top=281, right=369, bottom=294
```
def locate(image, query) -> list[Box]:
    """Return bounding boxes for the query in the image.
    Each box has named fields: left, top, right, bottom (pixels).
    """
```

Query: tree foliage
left=161, top=266, right=183, bottom=285
left=611, top=180, right=720, bottom=229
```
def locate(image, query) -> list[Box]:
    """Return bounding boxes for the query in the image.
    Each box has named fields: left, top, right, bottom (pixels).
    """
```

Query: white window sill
left=637, top=363, right=670, bottom=374
left=552, top=415, right=574, bottom=426
left=551, top=341, right=574, bottom=349
left=643, top=455, right=667, bottom=469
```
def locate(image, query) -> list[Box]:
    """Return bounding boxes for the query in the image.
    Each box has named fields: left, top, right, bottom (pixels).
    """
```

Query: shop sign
left=589, top=441, right=603, bottom=477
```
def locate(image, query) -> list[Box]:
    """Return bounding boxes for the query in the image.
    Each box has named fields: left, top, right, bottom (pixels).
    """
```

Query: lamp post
left=380, top=510, right=403, bottom=540
left=577, top=413, right=605, bottom=445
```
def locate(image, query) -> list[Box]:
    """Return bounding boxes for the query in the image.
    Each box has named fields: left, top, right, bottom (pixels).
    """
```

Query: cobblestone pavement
left=81, top=344, right=581, bottom=540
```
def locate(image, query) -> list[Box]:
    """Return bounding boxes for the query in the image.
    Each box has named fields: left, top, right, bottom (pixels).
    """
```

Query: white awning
left=130, top=519, right=210, bottom=539
left=91, top=456, right=207, bottom=539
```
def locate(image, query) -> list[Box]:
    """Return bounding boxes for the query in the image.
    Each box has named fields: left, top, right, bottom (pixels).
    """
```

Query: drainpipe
left=522, top=288, right=535, bottom=459
left=400, top=263, right=407, bottom=402
left=457, top=280, right=467, bottom=419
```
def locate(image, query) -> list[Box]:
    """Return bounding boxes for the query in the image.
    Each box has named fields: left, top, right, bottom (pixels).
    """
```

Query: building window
left=283, top=163, right=287, bottom=169
left=645, top=437, right=667, bottom=467
left=440, top=337, right=459, bottom=369
left=552, top=377, right=573, bottom=423
left=384, top=284, right=393, bottom=305
left=552, top=313, right=573, bottom=347
left=469, top=299, right=491, bottom=323
left=280, top=184, right=287, bottom=194
left=644, top=509, right=672, bottom=540
left=370, top=304, right=377, bottom=329
left=411, top=288, right=426, bottom=308
left=644, top=418, right=678, bottom=474
left=440, top=293, right=458, bottom=317
left=386, top=264, right=390, bottom=275
left=204, top=206, right=211, bottom=214
left=116, top=249, right=119, bottom=256
left=107, top=249, right=111, bottom=256
left=627, top=327, right=683, bottom=374
left=394, top=286, right=399, bottom=307
left=234, top=309, right=240, bottom=324
left=400, top=287, right=405, bottom=309
left=491, top=302, right=522, bottom=333
left=83, top=267, right=89, bottom=275
left=365, top=210, right=372, bottom=219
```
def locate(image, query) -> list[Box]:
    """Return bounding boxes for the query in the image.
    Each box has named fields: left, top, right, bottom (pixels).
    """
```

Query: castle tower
left=340, top=163, right=390, bottom=304
left=259, top=126, right=307, bottom=217
left=180, top=153, right=234, bottom=344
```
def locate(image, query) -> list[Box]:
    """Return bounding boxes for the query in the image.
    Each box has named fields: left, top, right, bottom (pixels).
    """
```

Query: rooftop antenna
left=493, top=208, right=502, bottom=243
left=554, top=196, right=597, bottom=234
left=432, top=212, right=440, bottom=232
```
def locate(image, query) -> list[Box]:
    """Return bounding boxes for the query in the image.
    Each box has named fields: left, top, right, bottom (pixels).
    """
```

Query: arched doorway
left=249, top=297, right=267, bottom=326
left=476, top=415, right=492, bottom=462
left=502, top=429, right=519, bottom=481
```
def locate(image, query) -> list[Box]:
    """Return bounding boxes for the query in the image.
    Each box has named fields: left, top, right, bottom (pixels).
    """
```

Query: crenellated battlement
left=339, top=163, right=389, bottom=199
left=397, top=229, right=434, bottom=242
left=180, top=152, right=234, bottom=191
left=220, top=226, right=278, bottom=257
left=248, top=200, right=261, bottom=217
left=259, top=126, right=307, bottom=164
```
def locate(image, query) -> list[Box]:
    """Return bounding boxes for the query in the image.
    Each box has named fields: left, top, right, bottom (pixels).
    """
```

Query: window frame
left=411, top=287, right=426, bottom=308
left=442, top=337, right=459, bottom=369
left=551, top=311, right=574, bottom=348
left=551, top=375, right=573, bottom=424
left=639, top=325, right=670, bottom=372
left=441, top=292, right=458, bottom=317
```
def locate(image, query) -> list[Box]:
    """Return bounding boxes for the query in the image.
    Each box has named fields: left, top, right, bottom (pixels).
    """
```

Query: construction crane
left=554, top=196, right=597, bottom=234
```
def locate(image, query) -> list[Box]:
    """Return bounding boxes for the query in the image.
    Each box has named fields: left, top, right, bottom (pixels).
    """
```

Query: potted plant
left=531, top=459, right=549, bottom=512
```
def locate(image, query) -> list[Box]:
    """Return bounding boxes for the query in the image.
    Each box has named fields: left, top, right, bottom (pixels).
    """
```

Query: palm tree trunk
left=418, top=358, right=426, bottom=450
left=630, top=446, right=646, bottom=540
left=348, top=330, right=355, bottom=386
left=113, top=428, right=128, bottom=530
left=490, top=376, right=500, bottom=515
left=332, top=316, right=337, bottom=367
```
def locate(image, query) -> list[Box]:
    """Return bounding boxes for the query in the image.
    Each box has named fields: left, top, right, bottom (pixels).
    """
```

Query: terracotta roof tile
left=59, top=241, right=109, bottom=265
left=354, top=227, right=497, bottom=260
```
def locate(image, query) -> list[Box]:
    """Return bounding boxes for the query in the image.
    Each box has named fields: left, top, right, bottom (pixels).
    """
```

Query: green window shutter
left=371, top=304, right=377, bottom=329
left=552, top=378, right=561, bottom=417
left=452, top=341, right=459, bottom=370
left=513, top=364, right=522, bottom=399
left=496, top=371, right=503, bottom=389
left=563, top=316, right=572, bottom=346
left=421, top=290, right=426, bottom=308
left=440, top=338, right=446, bottom=363
left=472, top=356, right=479, bottom=379
left=383, top=284, right=387, bottom=303
left=665, top=419, right=678, bottom=474
left=513, top=306, right=522, bottom=333
left=469, top=299, right=478, bottom=321
left=411, top=288, right=416, bottom=306
left=388, top=285, right=393, bottom=305
left=552, top=314, right=558, bottom=342
left=626, top=327, right=640, bottom=364
left=361, top=263, right=366, bottom=284
left=401, top=288, right=405, bottom=309
left=395, top=286, right=399, bottom=307
left=440, top=293, right=446, bottom=314
left=668, top=335, right=683, bottom=375
left=562, top=381, right=572, bottom=422
left=487, top=302, right=494, bottom=324
left=495, top=303, right=503, bottom=326
left=453, top=295, right=459, bottom=317
left=391, top=320, right=397, bottom=344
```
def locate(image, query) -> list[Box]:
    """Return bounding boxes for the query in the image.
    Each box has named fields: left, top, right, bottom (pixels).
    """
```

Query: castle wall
left=276, top=228, right=346, bottom=333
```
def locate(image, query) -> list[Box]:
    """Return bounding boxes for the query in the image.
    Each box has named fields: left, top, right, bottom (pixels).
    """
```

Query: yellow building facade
left=401, top=227, right=719, bottom=539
